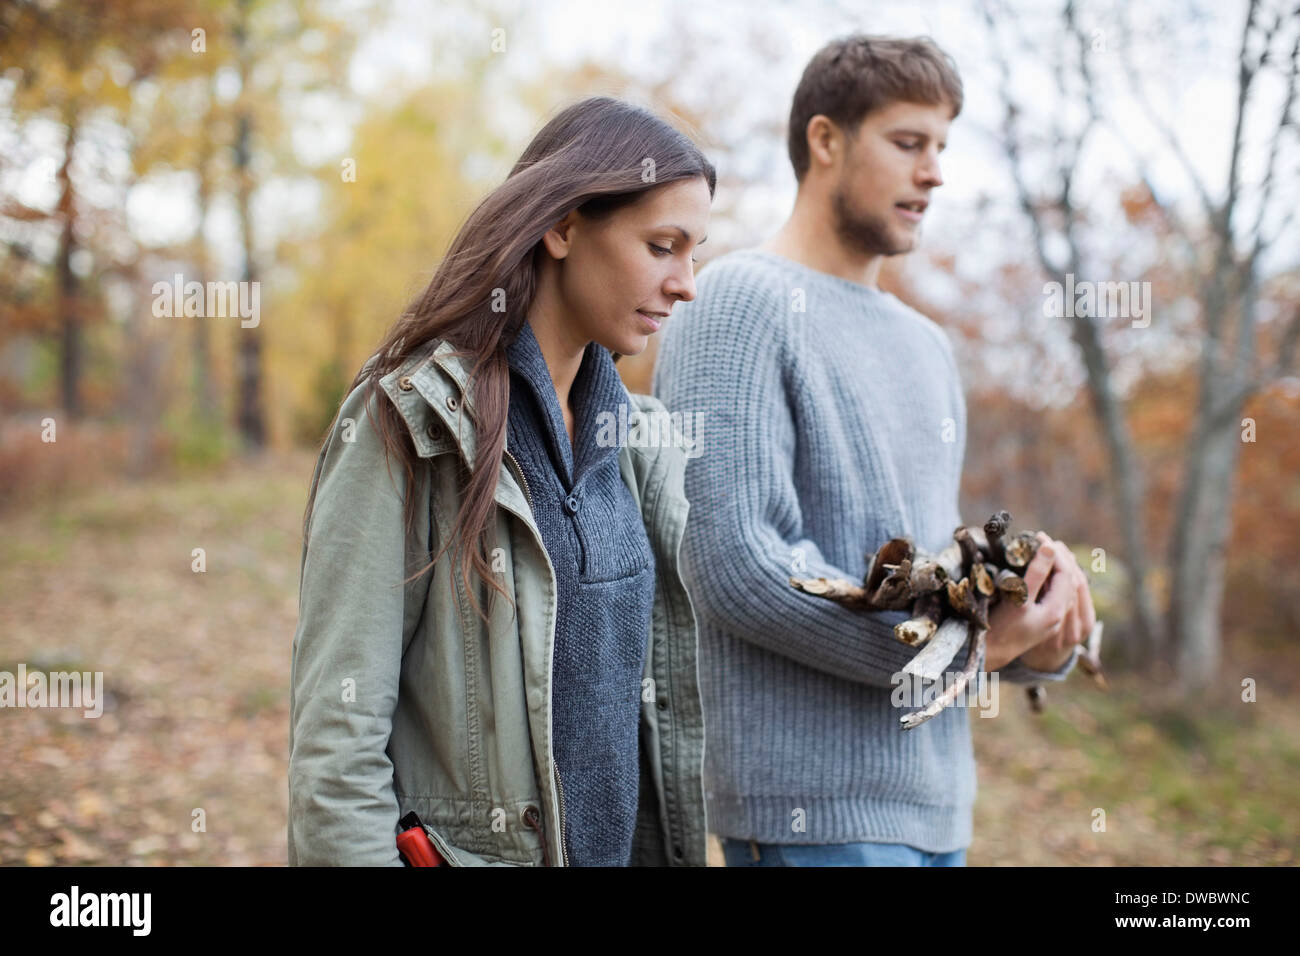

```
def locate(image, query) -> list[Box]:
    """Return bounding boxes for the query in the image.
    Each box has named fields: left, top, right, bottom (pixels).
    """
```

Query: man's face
left=829, top=99, right=950, bottom=257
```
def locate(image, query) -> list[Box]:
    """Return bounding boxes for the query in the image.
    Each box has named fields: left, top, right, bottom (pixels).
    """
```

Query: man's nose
left=918, top=149, right=943, bottom=188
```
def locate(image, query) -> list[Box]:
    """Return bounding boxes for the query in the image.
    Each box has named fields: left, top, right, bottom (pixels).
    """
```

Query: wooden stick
left=1004, top=532, right=1040, bottom=569
left=902, top=618, right=971, bottom=681
left=953, top=525, right=980, bottom=575
left=864, top=537, right=914, bottom=594
left=870, top=558, right=914, bottom=609
left=901, top=626, right=987, bottom=730
left=933, top=543, right=964, bottom=582
left=995, top=568, right=1028, bottom=606
left=946, top=576, right=989, bottom=629
left=983, top=510, right=1012, bottom=565
left=945, top=575, right=970, bottom=611
left=908, top=559, right=948, bottom=594
left=789, top=576, right=873, bottom=608
left=1076, top=620, right=1108, bottom=689
left=790, top=513, right=1106, bottom=732
left=895, top=592, right=944, bottom=647
left=972, top=589, right=990, bottom=629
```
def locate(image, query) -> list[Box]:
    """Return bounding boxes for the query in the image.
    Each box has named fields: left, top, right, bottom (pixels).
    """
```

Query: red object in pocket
left=397, top=811, right=446, bottom=867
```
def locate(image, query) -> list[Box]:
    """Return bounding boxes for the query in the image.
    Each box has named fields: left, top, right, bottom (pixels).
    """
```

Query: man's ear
left=540, top=210, right=578, bottom=260
left=806, top=115, right=842, bottom=173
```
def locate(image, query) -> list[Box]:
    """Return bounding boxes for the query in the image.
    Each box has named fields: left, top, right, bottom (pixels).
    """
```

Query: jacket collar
left=376, top=336, right=677, bottom=511
left=505, top=320, right=628, bottom=486
left=377, top=338, right=485, bottom=465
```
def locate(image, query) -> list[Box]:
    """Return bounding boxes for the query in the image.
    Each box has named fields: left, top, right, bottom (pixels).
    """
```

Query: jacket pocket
left=420, top=824, right=520, bottom=867
left=421, top=823, right=466, bottom=866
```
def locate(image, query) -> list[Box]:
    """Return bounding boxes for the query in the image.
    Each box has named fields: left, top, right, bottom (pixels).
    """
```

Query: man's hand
left=984, top=532, right=1094, bottom=673
left=1018, top=533, right=1095, bottom=672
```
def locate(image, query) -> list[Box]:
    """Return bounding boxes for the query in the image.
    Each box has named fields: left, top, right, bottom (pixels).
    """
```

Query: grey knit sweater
left=506, top=320, right=655, bottom=866
left=652, top=248, right=1077, bottom=852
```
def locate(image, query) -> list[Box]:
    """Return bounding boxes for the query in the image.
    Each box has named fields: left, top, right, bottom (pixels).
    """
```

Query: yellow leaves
left=270, top=82, right=510, bottom=440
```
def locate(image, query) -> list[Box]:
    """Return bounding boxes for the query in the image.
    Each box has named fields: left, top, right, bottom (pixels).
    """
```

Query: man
left=652, top=34, right=1096, bottom=867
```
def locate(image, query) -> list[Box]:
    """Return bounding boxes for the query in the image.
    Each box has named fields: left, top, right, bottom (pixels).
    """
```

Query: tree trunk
left=1167, top=262, right=1254, bottom=690
left=1053, top=266, right=1163, bottom=663
left=55, top=105, right=81, bottom=419
left=125, top=277, right=168, bottom=477
left=192, top=103, right=219, bottom=423
left=233, top=1, right=265, bottom=450
left=1169, top=412, right=1241, bottom=689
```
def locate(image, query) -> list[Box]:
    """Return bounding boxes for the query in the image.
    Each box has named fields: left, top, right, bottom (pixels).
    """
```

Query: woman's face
left=542, top=176, right=712, bottom=357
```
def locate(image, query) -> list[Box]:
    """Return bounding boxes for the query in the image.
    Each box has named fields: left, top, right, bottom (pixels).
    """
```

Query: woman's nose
left=666, top=263, right=697, bottom=303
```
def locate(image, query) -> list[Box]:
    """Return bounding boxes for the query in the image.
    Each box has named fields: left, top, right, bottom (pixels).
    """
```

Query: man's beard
left=831, top=180, right=915, bottom=257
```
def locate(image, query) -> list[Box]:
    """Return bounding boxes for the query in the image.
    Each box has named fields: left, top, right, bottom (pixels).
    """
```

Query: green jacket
left=288, top=338, right=707, bottom=866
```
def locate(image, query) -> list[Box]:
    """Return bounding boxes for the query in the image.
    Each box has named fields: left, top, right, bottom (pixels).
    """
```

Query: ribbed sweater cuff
left=998, top=643, right=1080, bottom=684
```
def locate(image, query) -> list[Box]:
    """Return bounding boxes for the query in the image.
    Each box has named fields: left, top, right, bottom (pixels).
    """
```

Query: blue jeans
left=722, top=838, right=966, bottom=867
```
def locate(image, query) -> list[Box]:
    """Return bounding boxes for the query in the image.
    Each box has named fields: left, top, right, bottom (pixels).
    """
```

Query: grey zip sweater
left=652, top=248, right=1077, bottom=852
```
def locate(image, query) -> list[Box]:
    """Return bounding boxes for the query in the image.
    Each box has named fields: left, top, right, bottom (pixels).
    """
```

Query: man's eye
left=896, top=141, right=919, bottom=151
left=649, top=243, right=672, bottom=256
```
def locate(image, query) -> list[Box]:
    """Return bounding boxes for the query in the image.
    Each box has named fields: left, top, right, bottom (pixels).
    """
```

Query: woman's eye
left=649, top=243, right=672, bottom=256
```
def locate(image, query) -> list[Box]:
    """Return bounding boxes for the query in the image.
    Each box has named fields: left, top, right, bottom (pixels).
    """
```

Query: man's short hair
left=787, top=34, right=963, bottom=183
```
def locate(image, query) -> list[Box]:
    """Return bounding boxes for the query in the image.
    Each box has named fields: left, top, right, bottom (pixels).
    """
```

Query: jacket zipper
left=553, top=763, right=570, bottom=866
left=502, top=447, right=534, bottom=512
left=502, top=446, right=569, bottom=866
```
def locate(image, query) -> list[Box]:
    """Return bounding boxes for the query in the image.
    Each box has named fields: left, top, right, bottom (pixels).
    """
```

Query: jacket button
left=446, top=395, right=459, bottom=412
left=564, top=494, right=580, bottom=515
left=426, top=422, right=440, bottom=439
left=398, top=376, right=414, bottom=391
left=656, top=695, right=668, bottom=711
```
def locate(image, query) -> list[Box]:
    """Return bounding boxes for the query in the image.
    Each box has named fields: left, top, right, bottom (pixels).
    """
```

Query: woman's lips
left=637, top=310, right=663, bottom=331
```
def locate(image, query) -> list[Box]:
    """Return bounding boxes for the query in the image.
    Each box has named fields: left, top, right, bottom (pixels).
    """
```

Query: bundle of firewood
left=789, top=510, right=1105, bottom=730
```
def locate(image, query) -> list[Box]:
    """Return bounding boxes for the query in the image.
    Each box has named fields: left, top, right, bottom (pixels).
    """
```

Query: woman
left=287, top=96, right=715, bottom=866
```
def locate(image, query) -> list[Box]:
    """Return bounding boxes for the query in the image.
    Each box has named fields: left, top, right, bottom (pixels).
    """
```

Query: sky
left=326, top=0, right=1291, bottom=274
left=3, top=0, right=1294, bottom=338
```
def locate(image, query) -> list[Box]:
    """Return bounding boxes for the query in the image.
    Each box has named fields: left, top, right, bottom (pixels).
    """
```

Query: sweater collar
left=505, top=320, right=629, bottom=486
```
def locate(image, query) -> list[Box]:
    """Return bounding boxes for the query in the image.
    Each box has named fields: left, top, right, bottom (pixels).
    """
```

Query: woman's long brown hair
left=302, top=95, right=716, bottom=621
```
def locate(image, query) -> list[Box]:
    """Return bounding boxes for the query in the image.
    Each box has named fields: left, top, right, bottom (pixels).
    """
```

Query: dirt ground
left=2, top=450, right=1295, bottom=866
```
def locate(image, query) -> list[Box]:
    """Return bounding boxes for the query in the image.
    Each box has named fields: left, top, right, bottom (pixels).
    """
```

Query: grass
left=968, top=667, right=1299, bottom=865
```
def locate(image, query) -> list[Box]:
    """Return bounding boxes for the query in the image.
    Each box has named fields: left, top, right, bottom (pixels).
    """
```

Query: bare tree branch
left=1118, top=7, right=1220, bottom=222
left=977, top=0, right=1164, bottom=658
left=1249, top=7, right=1300, bottom=260
left=1222, top=0, right=1264, bottom=249
left=1209, top=302, right=1300, bottom=427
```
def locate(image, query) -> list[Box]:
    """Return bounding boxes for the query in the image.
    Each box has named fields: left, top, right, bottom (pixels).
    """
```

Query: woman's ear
left=540, top=210, right=578, bottom=260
